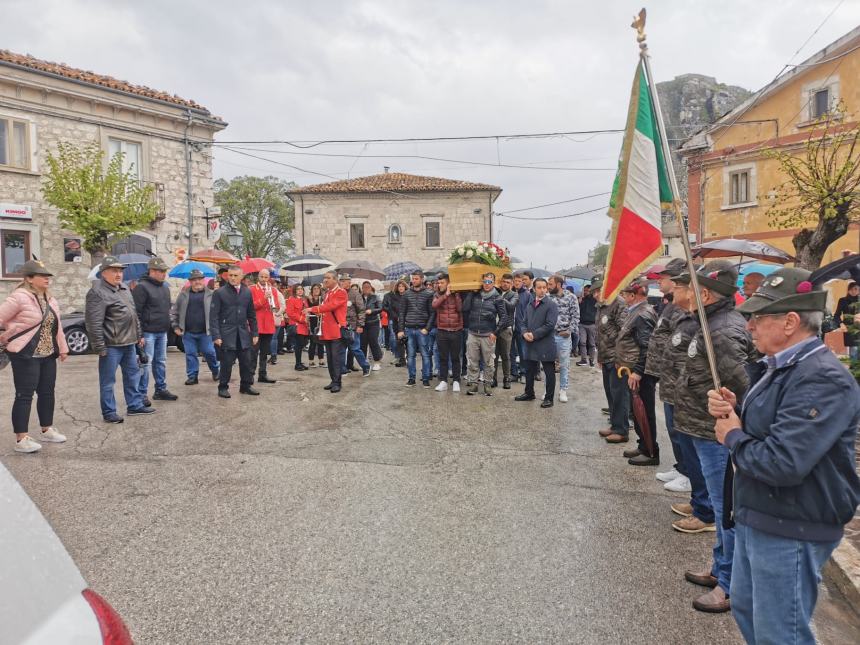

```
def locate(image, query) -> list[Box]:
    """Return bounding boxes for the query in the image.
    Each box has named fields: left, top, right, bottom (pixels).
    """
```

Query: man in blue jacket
left=708, top=267, right=860, bottom=644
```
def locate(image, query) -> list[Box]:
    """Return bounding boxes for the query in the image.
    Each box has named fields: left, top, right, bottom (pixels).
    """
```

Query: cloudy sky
left=7, top=0, right=860, bottom=268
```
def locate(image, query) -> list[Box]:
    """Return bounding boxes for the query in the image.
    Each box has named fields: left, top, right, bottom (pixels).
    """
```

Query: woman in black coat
left=382, top=280, right=408, bottom=365
left=835, top=281, right=860, bottom=360
left=515, top=278, right=559, bottom=407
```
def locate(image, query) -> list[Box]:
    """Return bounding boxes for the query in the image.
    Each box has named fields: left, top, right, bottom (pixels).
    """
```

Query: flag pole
left=633, top=8, right=722, bottom=391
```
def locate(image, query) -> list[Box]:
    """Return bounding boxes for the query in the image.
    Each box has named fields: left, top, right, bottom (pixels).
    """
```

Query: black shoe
left=268, top=357, right=277, bottom=365
left=514, top=393, right=536, bottom=401
left=363, top=368, right=371, bottom=377
left=153, top=390, right=178, bottom=401
left=127, top=407, right=156, bottom=415
left=491, top=378, right=498, bottom=388
left=258, top=376, right=277, bottom=384
left=295, top=364, right=309, bottom=371
left=143, top=397, right=152, bottom=408
left=503, top=378, right=511, bottom=390
left=324, top=383, right=334, bottom=390
left=286, top=349, right=294, bottom=354
left=212, top=371, right=220, bottom=382
left=540, top=399, right=554, bottom=408
left=218, top=389, right=231, bottom=399
left=575, top=360, right=588, bottom=366
left=329, top=385, right=341, bottom=393
left=422, top=379, right=430, bottom=388
left=589, top=360, right=595, bottom=367
left=628, top=454, right=660, bottom=466
left=406, top=379, right=416, bottom=387
left=103, top=414, right=124, bottom=424
left=240, top=387, right=260, bottom=395
left=185, top=376, right=199, bottom=385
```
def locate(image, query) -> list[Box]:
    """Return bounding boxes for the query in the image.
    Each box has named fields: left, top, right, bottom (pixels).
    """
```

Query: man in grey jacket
left=548, top=274, right=580, bottom=403
left=171, top=269, right=219, bottom=385
left=85, top=256, right=154, bottom=423
left=462, top=272, right=508, bottom=396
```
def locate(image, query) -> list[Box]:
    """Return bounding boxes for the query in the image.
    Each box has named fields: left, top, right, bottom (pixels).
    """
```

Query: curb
left=824, top=538, right=860, bottom=609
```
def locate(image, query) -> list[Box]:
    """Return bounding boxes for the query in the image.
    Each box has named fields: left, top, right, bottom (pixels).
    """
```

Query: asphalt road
left=2, top=350, right=858, bottom=644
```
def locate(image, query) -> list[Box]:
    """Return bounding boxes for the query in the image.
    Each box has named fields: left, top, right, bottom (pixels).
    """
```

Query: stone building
left=287, top=171, right=502, bottom=269
left=0, top=50, right=226, bottom=309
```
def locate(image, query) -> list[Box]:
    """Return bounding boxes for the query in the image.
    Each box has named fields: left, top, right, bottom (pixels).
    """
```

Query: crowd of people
left=1, top=251, right=858, bottom=643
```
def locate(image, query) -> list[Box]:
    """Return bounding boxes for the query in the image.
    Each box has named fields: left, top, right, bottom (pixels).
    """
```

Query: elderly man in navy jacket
left=708, top=268, right=860, bottom=645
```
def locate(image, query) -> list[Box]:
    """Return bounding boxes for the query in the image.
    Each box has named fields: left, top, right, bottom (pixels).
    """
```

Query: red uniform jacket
left=251, top=284, right=279, bottom=335
left=286, top=296, right=310, bottom=336
left=311, top=286, right=348, bottom=341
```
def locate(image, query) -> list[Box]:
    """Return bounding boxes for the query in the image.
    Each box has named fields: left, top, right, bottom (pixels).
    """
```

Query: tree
left=766, top=105, right=860, bottom=270
left=42, top=142, right=157, bottom=266
left=590, top=242, right=609, bottom=267
left=214, top=176, right=296, bottom=260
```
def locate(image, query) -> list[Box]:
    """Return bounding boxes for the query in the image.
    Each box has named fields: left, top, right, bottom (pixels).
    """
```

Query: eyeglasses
left=749, top=312, right=787, bottom=323
left=483, top=280, right=494, bottom=285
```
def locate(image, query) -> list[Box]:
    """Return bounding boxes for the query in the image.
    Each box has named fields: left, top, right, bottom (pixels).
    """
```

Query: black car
left=62, top=312, right=183, bottom=354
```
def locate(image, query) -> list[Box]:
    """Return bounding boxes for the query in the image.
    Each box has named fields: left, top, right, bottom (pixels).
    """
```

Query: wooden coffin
left=448, top=261, right=509, bottom=292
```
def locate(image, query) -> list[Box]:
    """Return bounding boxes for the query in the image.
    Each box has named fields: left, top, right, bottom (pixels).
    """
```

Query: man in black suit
left=210, top=265, right=259, bottom=398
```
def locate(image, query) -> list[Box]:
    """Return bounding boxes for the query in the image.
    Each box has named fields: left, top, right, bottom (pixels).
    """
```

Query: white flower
left=477, top=245, right=486, bottom=254
left=489, top=247, right=497, bottom=255
left=457, top=246, right=465, bottom=255
left=465, top=250, right=474, bottom=258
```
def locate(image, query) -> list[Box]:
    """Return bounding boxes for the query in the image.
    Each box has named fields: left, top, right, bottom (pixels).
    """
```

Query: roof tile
left=290, top=172, right=501, bottom=194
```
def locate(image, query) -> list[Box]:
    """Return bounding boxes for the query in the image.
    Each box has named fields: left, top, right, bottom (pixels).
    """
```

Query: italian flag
left=603, top=60, right=673, bottom=302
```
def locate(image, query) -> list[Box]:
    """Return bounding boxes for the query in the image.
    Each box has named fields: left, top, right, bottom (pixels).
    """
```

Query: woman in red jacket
left=304, top=272, right=348, bottom=392
left=286, top=285, right=310, bottom=371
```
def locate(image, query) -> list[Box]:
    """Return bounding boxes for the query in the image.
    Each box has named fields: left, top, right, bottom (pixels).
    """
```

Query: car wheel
left=65, top=327, right=90, bottom=355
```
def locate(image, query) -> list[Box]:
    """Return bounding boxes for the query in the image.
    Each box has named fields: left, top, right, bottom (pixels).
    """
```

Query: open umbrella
left=168, top=260, right=217, bottom=279
left=239, top=256, right=276, bottom=274
left=617, top=366, right=656, bottom=458
left=562, top=266, right=597, bottom=280
left=424, top=265, right=447, bottom=278
left=736, top=261, right=780, bottom=292
left=87, top=253, right=151, bottom=283
left=335, top=259, right=385, bottom=280
left=692, top=239, right=794, bottom=264
left=299, top=272, right=327, bottom=287
left=810, top=253, right=860, bottom=286
left=384, top=261, right=422, bottom=281
left=188, top=248, right=238, bottom=264
left=280, top=254, right=335, bottom=277
left=521, top=266, right=553, bottom=279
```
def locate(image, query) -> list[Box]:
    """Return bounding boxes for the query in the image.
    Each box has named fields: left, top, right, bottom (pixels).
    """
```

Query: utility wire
left=499, top=192, right=612, bottom=214
left=496, top=205, right=608, bottom=221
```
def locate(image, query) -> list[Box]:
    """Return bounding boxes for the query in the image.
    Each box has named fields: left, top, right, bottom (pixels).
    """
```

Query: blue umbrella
left=168, top=261, right=217, bottom=279
left=384, top=261, right=422, bottom=281
left=737, top=261, right=779, bottom=295
left=88, top=258, right=150, bottom=283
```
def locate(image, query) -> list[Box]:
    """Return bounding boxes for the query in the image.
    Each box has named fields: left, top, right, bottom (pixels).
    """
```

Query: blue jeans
left=553, top=334, right=572, bottom=390
left=664, top=402, right=686, bottom=475
left=137, top=331, right=168, bottom=397
left=182, top=332, right=219, bottom=379
left=389, top=321, right=402, bottom=359
left=692, top=436, right=734, bottom=593
left=731, top=523, right=839, bottom=645
left=344, top=330, right=369, bottom=372
left=98, top=345, right=143, bottom=417
left=406, top=328, right=431, bottom=381
left=676, top=429, right=713, bottom=524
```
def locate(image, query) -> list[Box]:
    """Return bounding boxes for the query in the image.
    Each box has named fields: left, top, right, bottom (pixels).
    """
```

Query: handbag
left=332, top=310, right=354, bottom=344
left=0, top=296, right=51, bottom=370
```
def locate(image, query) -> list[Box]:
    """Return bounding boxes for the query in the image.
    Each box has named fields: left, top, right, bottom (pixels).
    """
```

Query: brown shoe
left=692, top=586, right=730, bottom=613
left=605, top=433, right=629, bottom=443
left=671, top=502, right=693, bottom=517
left=673, top=516, right=716, bottom=534
left=622, top=447, right=641, bottom=458
left=598, top=428, right=613, bottom=437
left=685, top=570, right=718, bottom=588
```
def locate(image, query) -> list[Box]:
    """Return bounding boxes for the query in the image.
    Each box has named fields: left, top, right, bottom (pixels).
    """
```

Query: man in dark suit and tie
left=210, top=265, right=259, bottom=398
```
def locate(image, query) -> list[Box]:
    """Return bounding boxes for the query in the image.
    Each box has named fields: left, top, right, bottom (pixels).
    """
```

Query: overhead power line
left=499, top=191, right=612, bottom=214
left=208, top=128, right=624, bottom=148
left=496, top=205, right=608, bottom=221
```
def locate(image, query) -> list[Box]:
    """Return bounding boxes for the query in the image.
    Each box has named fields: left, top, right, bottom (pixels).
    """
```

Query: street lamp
left=313, top=243, right=320, bottom=256
left=227, top=230, right=244, bottom=250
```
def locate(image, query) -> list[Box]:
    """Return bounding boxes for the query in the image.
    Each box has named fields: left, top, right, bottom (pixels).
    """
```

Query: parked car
left=0, top=462, right=134, bottom=643
left=62, top=312, right=183, bottom=355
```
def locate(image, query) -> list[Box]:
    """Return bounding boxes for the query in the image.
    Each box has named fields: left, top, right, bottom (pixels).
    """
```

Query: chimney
left=383, top=166, right=390, bottom=173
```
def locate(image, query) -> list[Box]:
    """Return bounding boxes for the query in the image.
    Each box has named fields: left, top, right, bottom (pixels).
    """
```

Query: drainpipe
left=488, top=192, right=493, bottom=242
left=299, top=195, right=305, bottom=254
left=184, top=110, right=194, bottom=255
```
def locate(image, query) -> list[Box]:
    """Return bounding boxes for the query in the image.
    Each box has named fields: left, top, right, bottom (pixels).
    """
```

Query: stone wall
left=295, top=192, right=496, bottom=269
left=0, top=67, right=223, bottom=311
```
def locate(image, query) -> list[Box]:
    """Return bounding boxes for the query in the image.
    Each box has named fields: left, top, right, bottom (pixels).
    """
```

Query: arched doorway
left=111, top=234, right=153, bottom=256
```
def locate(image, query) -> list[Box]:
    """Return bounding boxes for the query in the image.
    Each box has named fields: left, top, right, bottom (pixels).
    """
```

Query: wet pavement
left=2, top=350, right=858, bottom=643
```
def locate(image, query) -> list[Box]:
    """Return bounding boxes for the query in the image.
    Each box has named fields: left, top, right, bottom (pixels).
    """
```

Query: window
left=388, top=224, right=402, bottom=244
left=0, top=117, right=30, bottom=170
left=1, top=229, right=30, bottom=277
left=349, top=223, right=365, bottom=249
left=729, top=170, right=750, bottom=205
left=425, top=221, right=441, bottom=248
left=108, top=138, right=143, bottom=181
left=64, top=237, right=83, bottom=263
left=812, top=88, right=830, bottom=119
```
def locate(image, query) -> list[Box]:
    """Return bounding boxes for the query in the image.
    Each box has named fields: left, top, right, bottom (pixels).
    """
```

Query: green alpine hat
left=737, top=267, right=827, bottom=315
left=148, top=257, right=169, bottom=271
left=590, top=276, right=603, bottom=290
left=21, top=259, right=53, bottom=276
left=100, top=255, right=126, bottom=271
left=658, top=258, right=688, bottom=277
left=675, top=259, right=738, bottom=297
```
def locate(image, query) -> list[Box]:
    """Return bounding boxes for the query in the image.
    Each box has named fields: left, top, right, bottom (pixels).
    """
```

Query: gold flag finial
left=631, top=8, right=647, bottom=50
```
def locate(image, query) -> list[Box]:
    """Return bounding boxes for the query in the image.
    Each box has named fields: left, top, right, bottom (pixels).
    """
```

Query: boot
left=502, top=378, right=511, bottom=390
left=466, top=382, right=479, bottom=396
left=484, top=383, right=493, bottom=397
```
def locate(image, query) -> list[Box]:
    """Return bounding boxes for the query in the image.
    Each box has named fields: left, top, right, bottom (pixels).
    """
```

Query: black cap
left=188, top=269, right=205, bottom=280
left=658, top=258, right=688, bottom=277
left=675, top=260, right=738, bottom=297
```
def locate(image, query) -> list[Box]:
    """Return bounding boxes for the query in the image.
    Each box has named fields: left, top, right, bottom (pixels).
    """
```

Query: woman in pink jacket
left=0, top=260, right=69, bottom=453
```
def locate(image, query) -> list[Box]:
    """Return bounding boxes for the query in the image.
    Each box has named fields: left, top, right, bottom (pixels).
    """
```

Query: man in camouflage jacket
left=673, top=260, right=756, bottom=614
left=593, top=277, right=630, bottom=439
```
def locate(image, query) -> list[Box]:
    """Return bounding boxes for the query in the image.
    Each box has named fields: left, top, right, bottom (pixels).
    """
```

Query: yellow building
left=680, top=26, right=860, bottom=265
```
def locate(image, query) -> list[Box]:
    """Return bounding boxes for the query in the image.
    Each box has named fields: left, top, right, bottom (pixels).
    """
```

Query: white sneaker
left=656, top=467, right=681, bottom=483
left=371, top=363, right=381, bottom=371
left=434, top=381, right=448, bottom=392
left=39, top=428, right=67, bottom=443
left=664, top=475, right=692, bottom=493
left=14, top=436, right=42, bottom=453
left=452, top=381, right=461, bottom=393
left=559, top=390, right=568, bottom=403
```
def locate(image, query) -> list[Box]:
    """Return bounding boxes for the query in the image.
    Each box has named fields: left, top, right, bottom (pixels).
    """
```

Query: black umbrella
left=280, top=254, right=335, bottom=277
left=334, top=259, right=385, bottom=280
left=810, top=253, right=860, bottom=286
left=562, top=266, right=597, bottom=280
left=692, top=239, right=794, bottom=264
